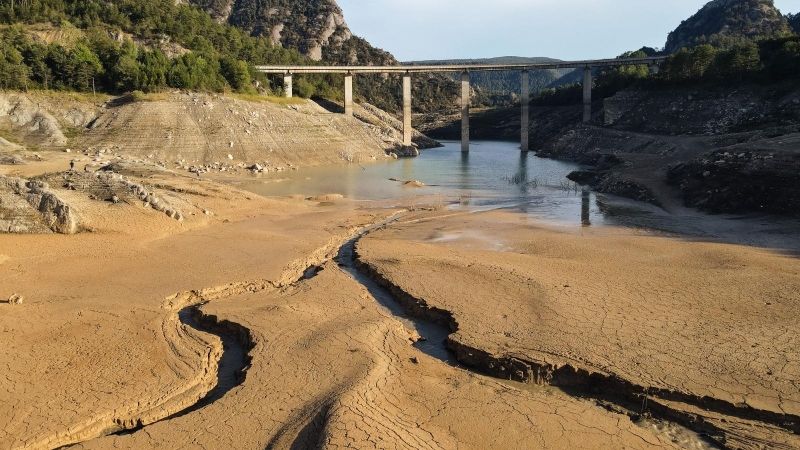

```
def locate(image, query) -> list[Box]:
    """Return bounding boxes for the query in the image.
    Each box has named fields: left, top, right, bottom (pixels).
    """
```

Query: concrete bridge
left=256, top=57, right=665, bottom=152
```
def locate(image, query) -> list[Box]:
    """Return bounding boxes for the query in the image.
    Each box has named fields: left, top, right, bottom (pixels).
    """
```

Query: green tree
left=138, top=49, right=169, bottom=91
left=220, top=57, right=252, bottom=92
left=68, top=43, right=103, bottom=91
left=690, top=44, right=716, bottom=77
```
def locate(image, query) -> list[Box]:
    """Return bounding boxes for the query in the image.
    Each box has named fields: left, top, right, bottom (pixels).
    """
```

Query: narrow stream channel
left=336, top=222, right=720, bottom=450
left=335, top=224, right=459, bottom=365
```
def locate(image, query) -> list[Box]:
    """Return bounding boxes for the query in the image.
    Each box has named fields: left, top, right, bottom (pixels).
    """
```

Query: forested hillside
left=0, top=0, right=313, bottom=94
left=0, top=0, right=459, bottom=113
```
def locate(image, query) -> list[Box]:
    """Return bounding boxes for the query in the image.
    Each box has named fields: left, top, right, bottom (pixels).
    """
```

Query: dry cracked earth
left=0, top=165, right=796, bottom=449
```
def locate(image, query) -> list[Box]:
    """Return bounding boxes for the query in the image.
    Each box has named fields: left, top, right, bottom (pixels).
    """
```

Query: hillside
left=0, top=92, right=429, bottom=171
left=665, top=0, right=792, bottom=53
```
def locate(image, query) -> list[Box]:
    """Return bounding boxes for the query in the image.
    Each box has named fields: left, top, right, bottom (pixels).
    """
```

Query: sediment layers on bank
left=0, top=91, right=432, bottom=172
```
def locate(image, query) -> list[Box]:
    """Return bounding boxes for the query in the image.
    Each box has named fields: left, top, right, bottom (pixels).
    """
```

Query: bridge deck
left=255, top=57, right=665, bottom=74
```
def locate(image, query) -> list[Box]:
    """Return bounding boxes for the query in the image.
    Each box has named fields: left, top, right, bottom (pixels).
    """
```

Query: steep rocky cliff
left=189, top=0, right=390, bottom=64
left=665, top=0, right=791, bottom=53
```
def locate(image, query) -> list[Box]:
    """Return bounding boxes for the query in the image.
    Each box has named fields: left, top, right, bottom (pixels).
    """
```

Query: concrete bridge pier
left=403, top=74, right=412, bottom=146
left=583, top=66, right=592, bottom=123
left=649, top=63, right=661, bottom=75
left=521, top=69, right=529, bottom=151
left=344, top=73, right=353, bottom=116
left=582, top=66, right=592, bottom=123
left=283, top=73, right=292, bottom=98
left=461, top=71, right=470, bottom=152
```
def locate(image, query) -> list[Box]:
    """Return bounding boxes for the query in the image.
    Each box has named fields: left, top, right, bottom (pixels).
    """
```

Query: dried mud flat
left=0, top=159, right=693, bottom=450
left=355, top=209, right=800, bottom=449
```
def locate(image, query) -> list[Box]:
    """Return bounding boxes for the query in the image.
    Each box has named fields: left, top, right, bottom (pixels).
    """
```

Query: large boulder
left=0, top=175, right=79, bottom=234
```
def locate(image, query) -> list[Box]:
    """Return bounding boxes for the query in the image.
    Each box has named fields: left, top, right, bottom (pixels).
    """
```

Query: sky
left=335, top=0, right=800, bottom=62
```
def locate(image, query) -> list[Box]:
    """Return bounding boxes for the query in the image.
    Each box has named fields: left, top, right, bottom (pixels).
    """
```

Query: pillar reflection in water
left=516, top=151, right=529, bottom=193
left=402, top=157, right=414, bottom=183
left=581, top=189, right=591, bottom=227
left=459, top=152, right=471, bottom=191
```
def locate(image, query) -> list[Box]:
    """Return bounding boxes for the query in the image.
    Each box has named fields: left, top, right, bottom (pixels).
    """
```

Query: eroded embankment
left=352, top=246, right=799, bottom=447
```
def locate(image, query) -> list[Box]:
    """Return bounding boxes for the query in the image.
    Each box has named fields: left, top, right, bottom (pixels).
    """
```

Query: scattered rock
left=7, top=293, right=23, bottom=304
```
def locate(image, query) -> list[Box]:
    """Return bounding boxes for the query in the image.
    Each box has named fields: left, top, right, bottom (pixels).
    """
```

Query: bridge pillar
left=582, top=66, right=591, bottom=123
left=283, top=73, right=292, bottom=98
left=521, top=69, right=529, bottom=151
left=461, top=71, right=470, bottom=152
left=403, top=74, right=412, bottom=146
left=344, top=73, right=353, bottom=116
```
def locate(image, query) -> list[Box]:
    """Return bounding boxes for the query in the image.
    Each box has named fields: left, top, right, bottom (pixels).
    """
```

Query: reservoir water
left=240, top=140, right=800, bottom=250
left=240, top=140, right=612, bottom=226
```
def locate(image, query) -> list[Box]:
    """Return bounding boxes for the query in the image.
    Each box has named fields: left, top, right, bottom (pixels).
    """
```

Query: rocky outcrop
left=603, top=90, right=646, bottom=126
left=0, top=95, right=68, bottom=147
left=0, top=152, right=26, bottom=165
left=539, top=124, right=679, bottom=164
left=388, top=146, right=420, bottom=158
left=665, top=0, right=791, bottom=53
left=200, top=0, right=359, bottom=62
left=358, top=102, right=442, bottom=149
left=667, top=145, right=800, bottom=215
left=0, top=136, right=24, bottom=154
left=568, top=171, right=661, bottom=206
left=0, top=176, right=79, bottom=234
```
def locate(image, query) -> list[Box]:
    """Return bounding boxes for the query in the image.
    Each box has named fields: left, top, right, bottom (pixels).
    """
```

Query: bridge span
left=255, top=57, right=666, bottom=152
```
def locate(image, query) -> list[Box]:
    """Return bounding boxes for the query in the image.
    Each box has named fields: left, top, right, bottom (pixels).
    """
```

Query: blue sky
left=335, top=0, right=800, bottom=61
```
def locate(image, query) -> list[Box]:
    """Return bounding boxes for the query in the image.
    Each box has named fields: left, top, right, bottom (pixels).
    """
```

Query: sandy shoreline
left=1, top=157, right=798, bottom=448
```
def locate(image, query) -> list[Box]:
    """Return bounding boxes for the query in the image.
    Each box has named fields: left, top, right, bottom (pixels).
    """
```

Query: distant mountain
left=405, top=57, right=580, bottom=99
left=789, top=13, right=800, bottom=33
left=665, top=0, right=792, bottom=53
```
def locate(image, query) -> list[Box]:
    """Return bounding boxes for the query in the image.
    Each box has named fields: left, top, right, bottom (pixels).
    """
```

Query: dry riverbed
left=0, top=157, right=795, bottom=449
left=355, top=209, right=800, bottom=449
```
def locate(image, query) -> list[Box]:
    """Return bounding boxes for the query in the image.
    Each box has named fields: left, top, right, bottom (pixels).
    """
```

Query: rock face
left=0, top=95, right=68, bottom=147
left=195, top=0, right=378, bottom=63
left=603, top=90, right=646, bottom=126
left=667, top=146, right=800, bottom=215
left=0, top=176, right=79, bottom=234
left=665, top=0, right=791, bottom=53
left=539, top=124, right=679, bottom=165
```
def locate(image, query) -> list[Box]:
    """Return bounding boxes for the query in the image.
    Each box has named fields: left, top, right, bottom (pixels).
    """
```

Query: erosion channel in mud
left=336, top=221, right=718, bottom=450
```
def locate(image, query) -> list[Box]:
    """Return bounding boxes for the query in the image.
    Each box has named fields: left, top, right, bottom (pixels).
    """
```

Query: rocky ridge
left=665, top=0, right=792, bottom=53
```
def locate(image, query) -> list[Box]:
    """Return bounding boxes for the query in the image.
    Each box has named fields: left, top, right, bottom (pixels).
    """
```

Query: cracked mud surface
left=0, top=164, right=691, bottom=449
left=355, top=209, right=800, bottom=448
left=68, top=263, right=682, bottom=450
